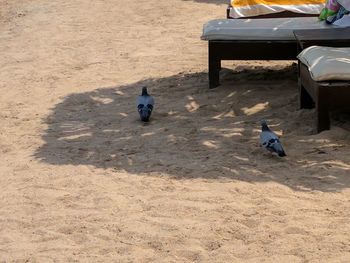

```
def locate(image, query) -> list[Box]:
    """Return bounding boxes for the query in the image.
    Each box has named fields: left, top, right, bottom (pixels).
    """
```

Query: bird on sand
left=260, top=119, right=286, bottom=157
left=137, top=86, right=154, bottom=122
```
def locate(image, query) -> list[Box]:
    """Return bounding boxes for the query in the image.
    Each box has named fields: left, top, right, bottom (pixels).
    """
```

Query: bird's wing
left=137, top=95, right=154, bottom=106
left=137, top=95, right=146, bottom=106
left=260, top=131, right=277, bottom=145
left=261, top=131, right=286, bottom=154
left=146, top=95, right=154, bottom=106
left=272, top=141, right=285, bottom=153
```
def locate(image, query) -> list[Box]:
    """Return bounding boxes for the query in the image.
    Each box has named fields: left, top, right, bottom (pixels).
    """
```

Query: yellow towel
left=230, top=0, right=325, bottom=18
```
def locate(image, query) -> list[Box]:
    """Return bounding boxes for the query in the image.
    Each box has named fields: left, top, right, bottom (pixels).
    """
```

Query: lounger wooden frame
left=299, top=63, right=350, bottom=132
left=208, top=40, right=297, bottom=89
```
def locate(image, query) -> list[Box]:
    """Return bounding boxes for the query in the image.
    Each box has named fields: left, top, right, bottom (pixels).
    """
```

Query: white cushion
left=298, top=46, right=350, bottom=81
left=201, top=18, right=332, bottom=41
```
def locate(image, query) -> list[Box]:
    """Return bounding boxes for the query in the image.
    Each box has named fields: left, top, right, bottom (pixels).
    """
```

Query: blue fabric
left=326, top=6, right=349, bottom=24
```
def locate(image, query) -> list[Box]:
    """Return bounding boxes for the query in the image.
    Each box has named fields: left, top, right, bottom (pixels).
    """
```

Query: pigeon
left=260, top=119, right=286, bottom=157
left=137, top=86, right=154, bottom=122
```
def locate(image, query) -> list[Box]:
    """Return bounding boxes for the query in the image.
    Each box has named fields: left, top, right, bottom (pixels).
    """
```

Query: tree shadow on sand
left=35, top=64, right=350, bottom=192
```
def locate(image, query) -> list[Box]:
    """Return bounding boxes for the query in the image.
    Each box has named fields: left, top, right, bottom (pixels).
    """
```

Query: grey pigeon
left=137, top=86, right=154, bottom=122
left=260, top=120, right=286, bottom=157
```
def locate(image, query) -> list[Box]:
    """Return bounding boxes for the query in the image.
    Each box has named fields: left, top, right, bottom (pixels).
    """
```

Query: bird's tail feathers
left=141, top=86, right=148, bottom=96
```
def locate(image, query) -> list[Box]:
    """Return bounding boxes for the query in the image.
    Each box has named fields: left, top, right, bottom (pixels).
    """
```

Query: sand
left=0, top=0, right=350, bottom=262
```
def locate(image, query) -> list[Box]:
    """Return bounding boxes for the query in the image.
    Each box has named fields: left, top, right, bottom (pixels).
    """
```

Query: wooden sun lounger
left=201, top=6, right=323, bottom=89
left=299, top=62, right=350, bottom=133
left=202, top=17, right=330, bottom=89
left=294, top=29, right=350, bottom=132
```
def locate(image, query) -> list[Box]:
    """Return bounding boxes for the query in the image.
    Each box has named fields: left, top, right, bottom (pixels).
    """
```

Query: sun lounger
left=298, top=46, right=350, bottom=132
left=201, top=17, right=332, bottom=89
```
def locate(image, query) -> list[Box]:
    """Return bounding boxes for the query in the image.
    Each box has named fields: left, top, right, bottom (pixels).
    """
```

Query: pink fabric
left=325, top=0, right=341, bottom=12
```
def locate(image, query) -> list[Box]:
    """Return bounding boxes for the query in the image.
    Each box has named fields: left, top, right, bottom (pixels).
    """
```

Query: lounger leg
left=209, top=59, right=220, bottom=89
left=316, top=92, right=330, bottom=133
left=299, top=83, right=314, bottom=109
left=208, top=42, right=220, bottom=89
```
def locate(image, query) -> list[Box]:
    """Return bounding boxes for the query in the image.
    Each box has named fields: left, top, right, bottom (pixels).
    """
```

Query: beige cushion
left=298, top=46, right=350, bottom=81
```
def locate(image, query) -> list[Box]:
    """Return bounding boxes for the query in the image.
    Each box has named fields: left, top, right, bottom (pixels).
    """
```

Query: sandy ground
left=1, top=0, right=350, bottom=262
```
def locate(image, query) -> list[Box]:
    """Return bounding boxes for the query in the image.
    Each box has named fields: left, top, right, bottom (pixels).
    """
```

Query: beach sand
left=0, top=0, right=350, bottom=261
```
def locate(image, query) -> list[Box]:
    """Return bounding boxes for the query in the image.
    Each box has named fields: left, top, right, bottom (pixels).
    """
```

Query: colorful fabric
left=319, top=0, right=341, bottom=20
left=325, top=6, right=348, bottom=23
left=230, top=0, right=325, bottom=18
left=319, top=0, right=350, bottom=21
